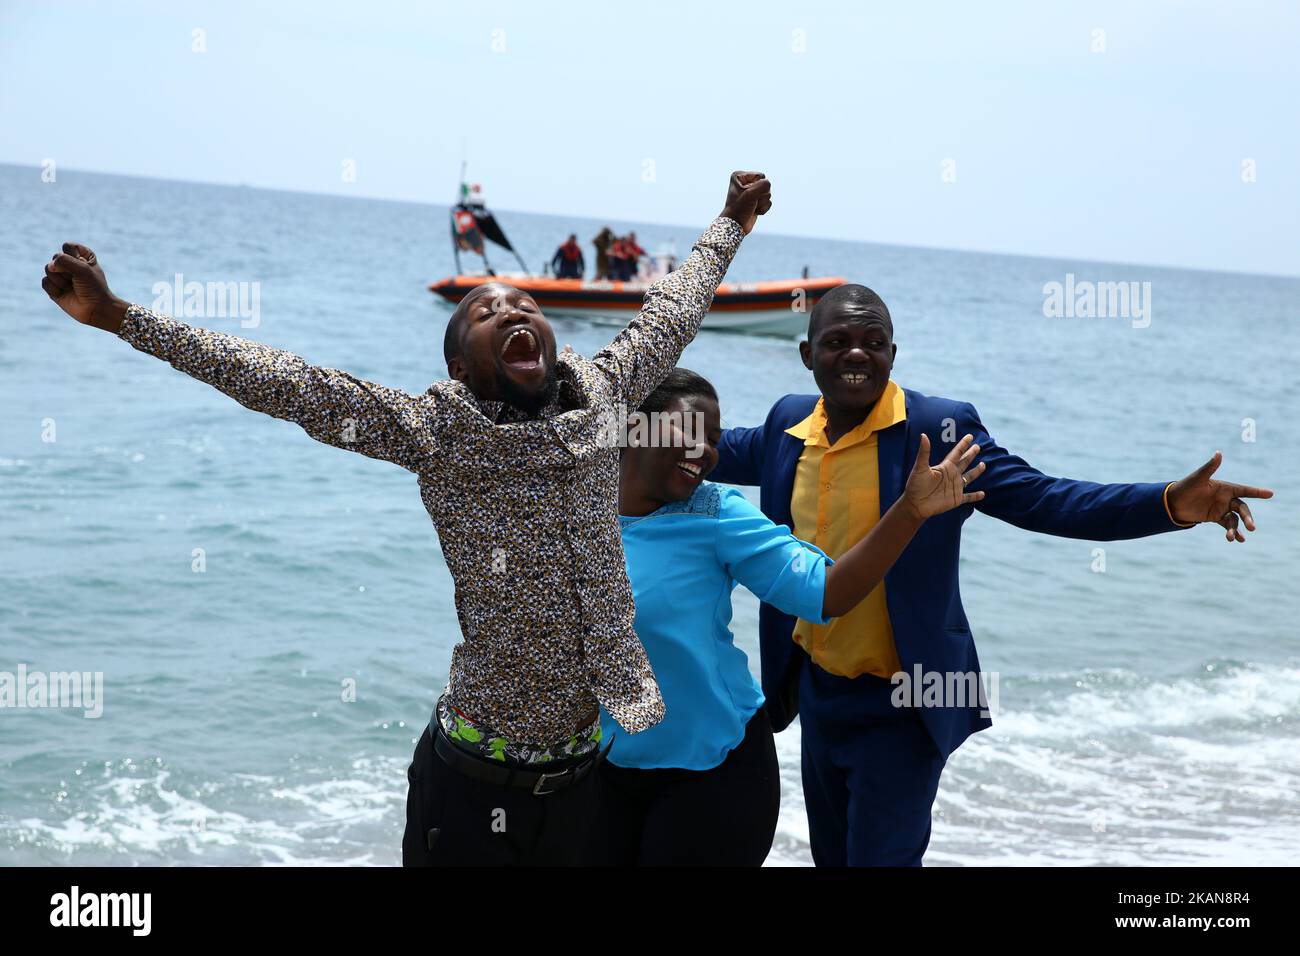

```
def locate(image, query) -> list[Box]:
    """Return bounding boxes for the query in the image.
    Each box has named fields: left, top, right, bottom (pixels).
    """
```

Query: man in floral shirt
left=42, top=170, right=773, bottom=865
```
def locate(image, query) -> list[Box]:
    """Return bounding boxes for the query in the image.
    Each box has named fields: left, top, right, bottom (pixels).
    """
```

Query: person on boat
left=709, top=282, right=1274, bottom=867
left=623, top=232, right=647, bottom=281
left=592, top=226, right=615, bottom=280
left=40, top=169, right=774, bottom=868
left=596, top=367, right=985, bottom=865
left=551, top=234, right=585, bottom=279
left=608, top=235, right=628, bottom=281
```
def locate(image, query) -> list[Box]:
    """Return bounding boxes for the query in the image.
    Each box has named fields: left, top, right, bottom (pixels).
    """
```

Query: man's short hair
left=443, top=311, right=463, bottom=364
left=808, top=283, right=893, bottom=340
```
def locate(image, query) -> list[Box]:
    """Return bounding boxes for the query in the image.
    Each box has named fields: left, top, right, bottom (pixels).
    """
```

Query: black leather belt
left=431, top=721, right=613, bottom=796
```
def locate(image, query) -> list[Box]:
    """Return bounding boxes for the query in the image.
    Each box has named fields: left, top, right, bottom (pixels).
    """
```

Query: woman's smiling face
left=622, top=393, right=722, bottom=509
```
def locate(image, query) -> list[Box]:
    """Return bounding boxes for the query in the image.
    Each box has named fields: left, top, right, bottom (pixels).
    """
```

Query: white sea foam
left=5, top=665, right=1293, bottom=866
left=765, top=663, right=1300, bottom=866
left=2, top=761, right=406, bottom=866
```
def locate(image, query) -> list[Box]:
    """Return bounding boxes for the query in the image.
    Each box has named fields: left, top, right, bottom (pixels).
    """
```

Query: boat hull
left=428, top=275, right=844, bottom=336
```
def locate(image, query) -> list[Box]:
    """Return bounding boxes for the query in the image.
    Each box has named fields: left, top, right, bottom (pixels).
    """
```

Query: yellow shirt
left=787, top=381, right=907, bottom=679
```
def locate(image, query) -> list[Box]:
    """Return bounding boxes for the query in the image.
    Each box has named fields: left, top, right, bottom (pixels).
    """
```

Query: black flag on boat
left=469, top=207, right=516, bottom=252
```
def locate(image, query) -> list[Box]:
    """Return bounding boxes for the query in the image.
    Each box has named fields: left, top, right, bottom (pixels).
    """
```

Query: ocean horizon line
left=7, top=161, right=1298, bottom=284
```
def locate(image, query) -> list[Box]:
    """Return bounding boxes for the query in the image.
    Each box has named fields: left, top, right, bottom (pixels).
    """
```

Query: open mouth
left=838, top=370, right=871, bottom=386
left=500, top=327, right=542, bottom=370
left=676, top=460, right=703, bottom=482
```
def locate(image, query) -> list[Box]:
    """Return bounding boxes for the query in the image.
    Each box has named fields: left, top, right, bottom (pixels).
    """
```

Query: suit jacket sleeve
left=713, top=423, right=765, bottom=486
left=959, top=401, right=1186, bottom=540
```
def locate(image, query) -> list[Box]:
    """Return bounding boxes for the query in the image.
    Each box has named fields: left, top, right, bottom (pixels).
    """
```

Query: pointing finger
left=1224, top=482, right=1274, bottom=500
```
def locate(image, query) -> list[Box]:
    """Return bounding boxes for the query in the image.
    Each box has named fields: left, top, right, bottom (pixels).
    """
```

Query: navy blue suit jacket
left=712, top=387, right=1186, bottom=758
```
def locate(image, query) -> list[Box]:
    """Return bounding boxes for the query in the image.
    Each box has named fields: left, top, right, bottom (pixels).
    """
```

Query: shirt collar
left=785, top=380, right=906, bottom=449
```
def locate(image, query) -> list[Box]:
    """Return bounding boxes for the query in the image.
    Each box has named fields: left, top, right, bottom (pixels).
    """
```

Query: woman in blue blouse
left=597, top=368, right=985, bottom=866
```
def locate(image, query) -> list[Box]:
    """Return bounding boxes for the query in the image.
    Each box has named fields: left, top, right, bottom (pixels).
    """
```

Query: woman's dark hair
left=638, top=367, right=718, bottom=415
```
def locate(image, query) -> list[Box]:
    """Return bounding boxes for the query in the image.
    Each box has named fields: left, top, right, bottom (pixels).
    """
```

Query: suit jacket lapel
left=777, top=432, right=806, bottom=527
left=769, top=398, right=817, bottom=529
left=878, top=418, right=908, bottom=511
left=878, top=390, right=913, bottom=663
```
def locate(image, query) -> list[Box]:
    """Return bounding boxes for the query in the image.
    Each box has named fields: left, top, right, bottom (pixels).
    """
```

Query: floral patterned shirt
left=117, top=216, right=745, bottom=742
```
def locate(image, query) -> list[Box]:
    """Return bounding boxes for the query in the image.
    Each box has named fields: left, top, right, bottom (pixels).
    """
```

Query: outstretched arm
left=42, top=244, right=432, bottom=472
left=591, top=171, right=772, bottom=409
left=959, top=402, right=1273, bottom=542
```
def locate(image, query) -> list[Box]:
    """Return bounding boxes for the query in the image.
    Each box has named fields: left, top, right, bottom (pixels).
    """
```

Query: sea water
left=2, top=164, right=1297, bottom=865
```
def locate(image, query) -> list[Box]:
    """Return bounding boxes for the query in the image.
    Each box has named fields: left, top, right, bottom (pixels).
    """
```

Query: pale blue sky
left=2, top=0, right=1297, bottom=275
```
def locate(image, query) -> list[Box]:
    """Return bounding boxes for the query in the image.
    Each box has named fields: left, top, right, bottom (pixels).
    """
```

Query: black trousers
left=401, top=724, right=603, bottom=866
left=595, top=708, right=781, bottom=866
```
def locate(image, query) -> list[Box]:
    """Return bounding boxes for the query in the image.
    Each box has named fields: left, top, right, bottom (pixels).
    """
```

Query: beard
left=496, top=362, right=560, bottom=418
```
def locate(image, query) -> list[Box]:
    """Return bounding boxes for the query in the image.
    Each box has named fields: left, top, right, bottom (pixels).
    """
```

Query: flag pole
left=451, top=161, right=466, bottom=275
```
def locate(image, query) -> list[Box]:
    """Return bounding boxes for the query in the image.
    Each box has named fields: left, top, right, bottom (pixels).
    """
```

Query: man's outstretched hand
left=720, top=171, right=772, bottom=235
left=1166, top=451, right=1274, bottom=542
left=42, top=243, right=128, bottom=333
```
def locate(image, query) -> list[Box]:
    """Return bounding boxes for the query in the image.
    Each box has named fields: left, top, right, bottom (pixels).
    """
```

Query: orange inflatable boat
left=428, top=273, right=844, bottom=336
left=430, top=174, right=842, bottom=336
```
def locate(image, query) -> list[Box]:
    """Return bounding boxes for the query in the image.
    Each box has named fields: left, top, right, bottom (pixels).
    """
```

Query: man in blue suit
left=710, top=284, right=1273, bottom=866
